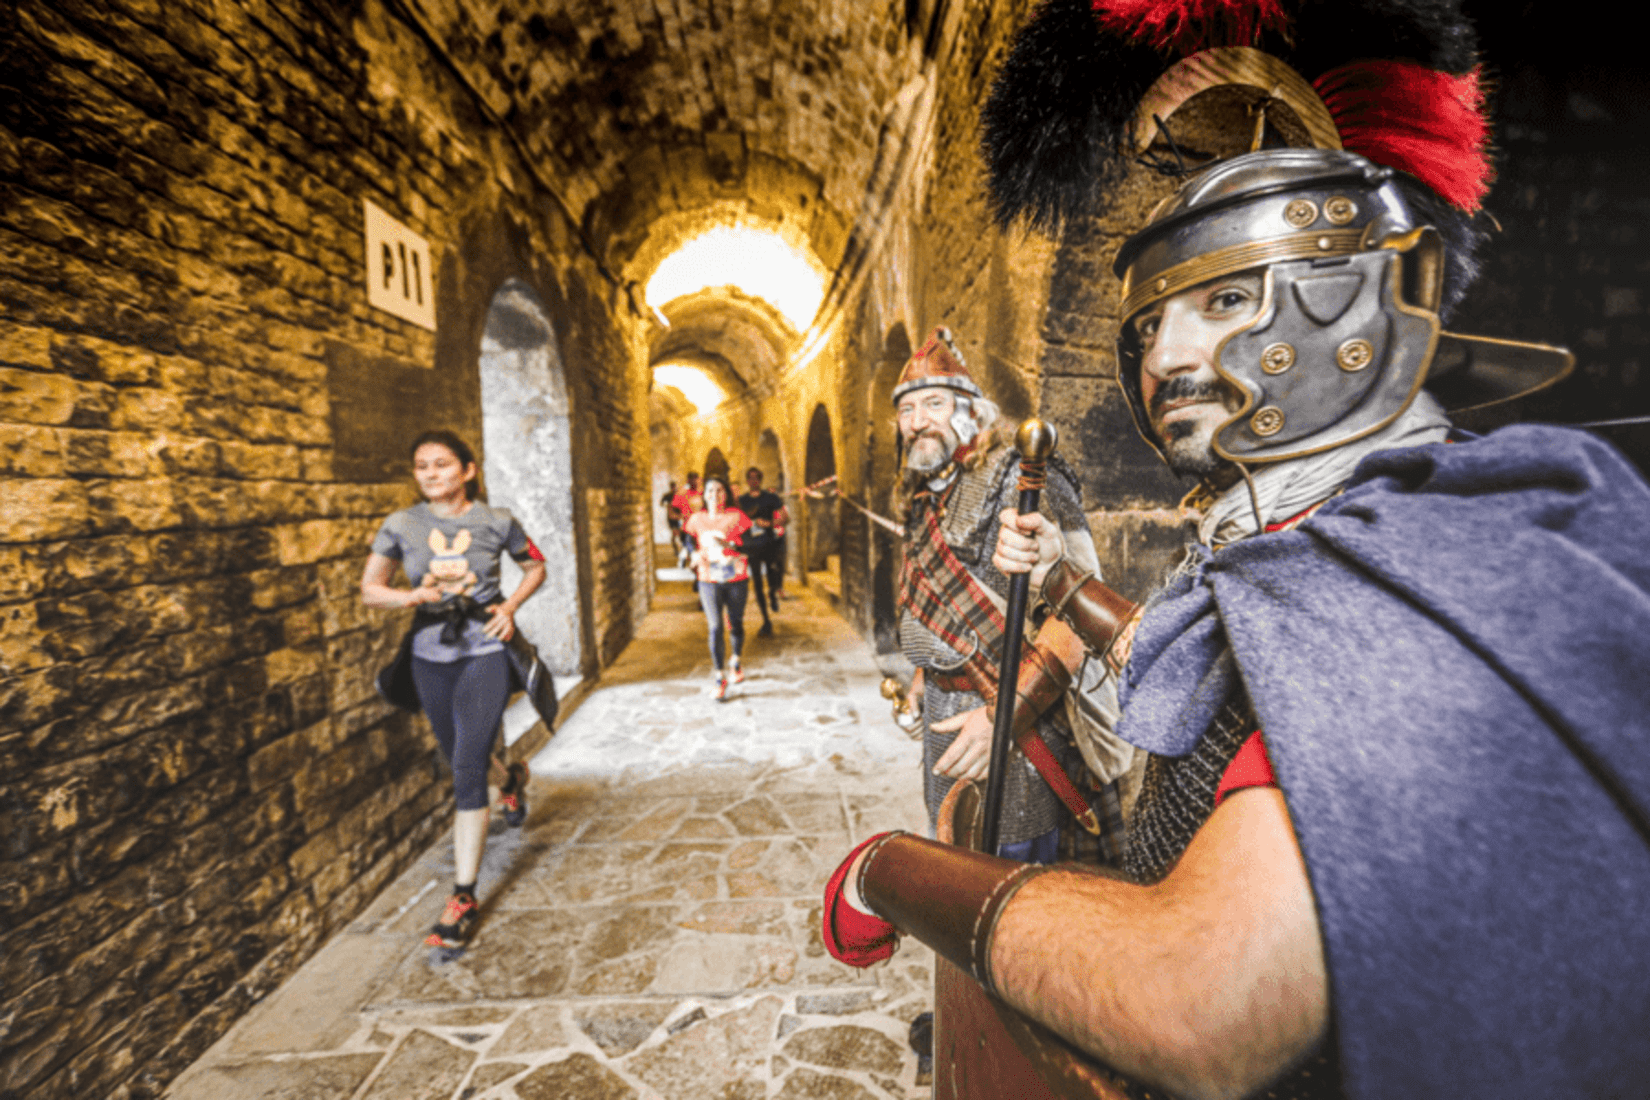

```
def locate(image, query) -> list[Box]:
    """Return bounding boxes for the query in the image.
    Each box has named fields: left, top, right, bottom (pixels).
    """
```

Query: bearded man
left=821, top=3, right=1650, bottom=1099
left=888, top=327, right=1134, bottom=863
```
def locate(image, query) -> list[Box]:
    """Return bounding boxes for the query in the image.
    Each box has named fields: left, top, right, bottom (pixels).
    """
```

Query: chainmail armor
left=1122, top=694, right=1255, bottom=884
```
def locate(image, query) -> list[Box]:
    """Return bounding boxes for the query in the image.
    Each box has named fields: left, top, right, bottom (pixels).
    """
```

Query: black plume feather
left=980, top=0, right=1163, bottom=233
left=981, top=0, right=1482, bottom=234
left=1286, top=0, right=1478, bottom=79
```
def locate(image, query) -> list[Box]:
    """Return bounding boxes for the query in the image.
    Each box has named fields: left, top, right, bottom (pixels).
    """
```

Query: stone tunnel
left=2, top=0, right=1647, bottom=1097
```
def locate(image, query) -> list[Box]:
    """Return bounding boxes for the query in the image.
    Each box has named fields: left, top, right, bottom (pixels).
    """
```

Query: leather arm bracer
left=1040, top=558, right=1140, bottom=663
left=1010, top=641, right=1073, bottom=738
left=858, top=833, right=1055, bottom=994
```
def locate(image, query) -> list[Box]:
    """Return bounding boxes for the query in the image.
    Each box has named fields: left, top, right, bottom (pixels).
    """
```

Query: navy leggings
left=411, top=651, right=510, bottom=810
left=698, top=579, right=748, bottom=671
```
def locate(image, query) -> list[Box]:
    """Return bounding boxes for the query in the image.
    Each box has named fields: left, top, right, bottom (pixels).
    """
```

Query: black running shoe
left=425, top=892, right=479, bottom=949
left=499, top=762, right=529, bottom=827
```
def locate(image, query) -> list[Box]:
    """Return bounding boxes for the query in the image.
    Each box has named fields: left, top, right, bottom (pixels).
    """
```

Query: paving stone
left=490, top=1006, right=567, bottom=1058
left=461, top=1061, right=527, bottom=1098
left=795, top=991, right=875, bottom=1016
left=728, top=839, right=769, bottom=868
left=871, top=1072, right=905, bottom=1096
left=574, top=953, right=660, bottom=995
left=544, top=843, right=658, bottom=904
left=589, top=906, right=677, bottom=960
left=672, top=816, right=737, bottom=839
left=678, top=900, right=787, bottom=935
left=360, top=1030, right=476, bottom=1100
left=784, top=1025, right=904, bottom=1076
left=376, top=1007, right=514, bottom=1029
left=573, top=1002, right=676, bottom=1056
left=781, top=797, right=852, bottom=835
left=775, top=1067, right=881, bottom=1100
left=727, top=870, right=781, bottom=897
left=624, top=997, right=782, bottom=1100
left=514, top=1053, right=637, bottom=1100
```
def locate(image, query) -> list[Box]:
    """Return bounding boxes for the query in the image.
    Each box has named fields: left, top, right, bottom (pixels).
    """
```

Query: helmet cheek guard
left=1212, top=240, right=1441, bottom=462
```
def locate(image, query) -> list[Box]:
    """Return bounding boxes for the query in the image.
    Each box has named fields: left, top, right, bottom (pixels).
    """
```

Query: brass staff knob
left=880, top=677, right=904, bottom=702
left=1015, top=418, right=1058, bottom=462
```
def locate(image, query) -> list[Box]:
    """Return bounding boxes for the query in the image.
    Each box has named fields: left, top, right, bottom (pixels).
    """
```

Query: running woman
left=360, top=430, right=546, bottom=950
left=682, top=475, right=752, bottom=701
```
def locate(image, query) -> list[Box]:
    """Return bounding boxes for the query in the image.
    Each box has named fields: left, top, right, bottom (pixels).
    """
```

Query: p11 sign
left=363, top=198, right=436, bottom=331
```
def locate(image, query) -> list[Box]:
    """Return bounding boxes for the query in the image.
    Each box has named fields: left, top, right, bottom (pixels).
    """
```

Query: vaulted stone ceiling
left=401, top=0, right=941, bottom=398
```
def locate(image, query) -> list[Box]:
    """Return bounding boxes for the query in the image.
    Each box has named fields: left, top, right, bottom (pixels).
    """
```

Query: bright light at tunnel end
left=645, top=226, right=827, bottom=333
left=653, top=364, right=726, bottom=416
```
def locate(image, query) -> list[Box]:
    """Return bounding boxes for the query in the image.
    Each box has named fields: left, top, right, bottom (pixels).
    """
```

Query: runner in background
left=670, top=472, right=705, bottom=568
left=737, top=466, right=788, bottom=636
left=682, top=475, right=752, bottom=701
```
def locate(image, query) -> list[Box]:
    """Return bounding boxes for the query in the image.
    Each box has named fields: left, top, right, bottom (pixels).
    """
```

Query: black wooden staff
left=979, top=418, right=1057, bottom=855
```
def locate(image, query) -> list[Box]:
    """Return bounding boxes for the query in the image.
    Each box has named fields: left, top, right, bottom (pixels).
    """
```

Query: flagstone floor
left=168, top=574, right=934, bottom=1100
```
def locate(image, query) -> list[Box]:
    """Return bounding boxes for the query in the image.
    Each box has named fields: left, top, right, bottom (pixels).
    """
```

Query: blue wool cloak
left=1116, top=425, right=1650, bottom=1099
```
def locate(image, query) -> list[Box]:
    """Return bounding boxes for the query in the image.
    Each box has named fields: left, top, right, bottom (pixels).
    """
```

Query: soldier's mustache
left=1150, top=377, right=1229, bottom=418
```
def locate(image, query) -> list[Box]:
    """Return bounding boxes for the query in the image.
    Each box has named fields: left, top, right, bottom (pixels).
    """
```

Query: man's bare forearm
left=988, top=789, right=1329, bottom=1100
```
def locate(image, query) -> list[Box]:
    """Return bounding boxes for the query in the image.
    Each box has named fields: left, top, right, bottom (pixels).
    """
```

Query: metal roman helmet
left=980, top=0, right=1578, bottom=469
left=1113, top=148, right=1573, bottom=466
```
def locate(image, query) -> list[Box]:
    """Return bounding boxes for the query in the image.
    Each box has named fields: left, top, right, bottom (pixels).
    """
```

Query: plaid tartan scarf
left=898, top=493, right=1009, bottom=701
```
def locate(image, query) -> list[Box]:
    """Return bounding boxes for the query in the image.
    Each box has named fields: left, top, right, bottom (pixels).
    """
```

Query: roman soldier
left=822, top=2, right=1650, bottom=1098
left=888, top=327, right=1136, bottom=864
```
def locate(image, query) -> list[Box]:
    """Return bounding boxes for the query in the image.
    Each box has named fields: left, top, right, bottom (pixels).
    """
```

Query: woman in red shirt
left=682, top=476, right=752, bottom=700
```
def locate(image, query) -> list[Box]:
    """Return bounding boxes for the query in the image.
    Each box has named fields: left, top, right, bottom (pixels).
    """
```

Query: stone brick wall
left=0, top=1, right=653, bottom=1095
left=583, top=486, right=652, bottom=667
left=1448, top=55, right=1650, bottom=473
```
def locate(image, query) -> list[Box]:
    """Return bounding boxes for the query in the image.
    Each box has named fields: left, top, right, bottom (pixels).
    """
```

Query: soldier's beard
left=1152, top=377, right=1239, bottom=480
left=904, top=429, right=955, bottom=475
left=898, top=428, right=958, bottom=499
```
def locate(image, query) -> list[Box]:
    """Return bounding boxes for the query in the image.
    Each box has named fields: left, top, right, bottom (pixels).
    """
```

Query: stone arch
left=478, top=280, right=582, bottom=677
left=804, top=403, right=839, bottom=572
left=753, top=428, right=785, bottom=491
left=866, top=324, right=912, bottom=654
left=703, top=446, right=730, bottom=482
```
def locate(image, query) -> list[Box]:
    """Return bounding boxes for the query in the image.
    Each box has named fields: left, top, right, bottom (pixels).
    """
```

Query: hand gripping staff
left=980, top=418, right=1058, bottom=854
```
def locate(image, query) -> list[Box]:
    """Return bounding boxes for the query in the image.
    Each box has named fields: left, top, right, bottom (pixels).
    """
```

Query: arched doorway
left=703, top=446, right=730, bottom=482
left=478, top=280, right=582, bottom=677
left=754, top=429, right=784, bottom=492
left=804, top=404, right=838, bottom=574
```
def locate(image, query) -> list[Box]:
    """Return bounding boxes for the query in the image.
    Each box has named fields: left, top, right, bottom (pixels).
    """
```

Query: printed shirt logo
left=424, top=528, right=478, bottom=597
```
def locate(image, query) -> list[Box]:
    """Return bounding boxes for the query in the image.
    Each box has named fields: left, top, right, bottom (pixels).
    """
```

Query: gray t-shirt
left=370, top=501, right=536, bottom=662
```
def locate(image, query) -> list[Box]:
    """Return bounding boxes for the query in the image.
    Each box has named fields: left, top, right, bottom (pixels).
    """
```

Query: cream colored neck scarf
left=1198, top=392, right=1452, bottom=547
